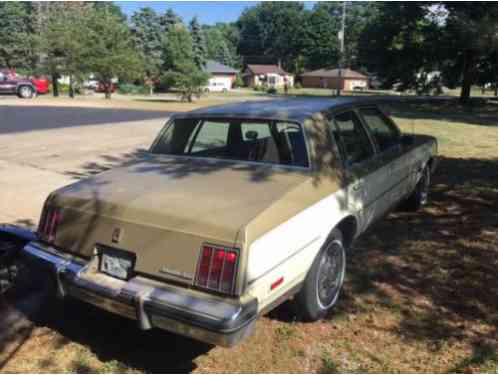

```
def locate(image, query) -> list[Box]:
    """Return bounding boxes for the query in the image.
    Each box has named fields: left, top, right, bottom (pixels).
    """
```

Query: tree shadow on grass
left=389, top=101, right=498, bottom=127
left=332, top=156, right=498, bottom=371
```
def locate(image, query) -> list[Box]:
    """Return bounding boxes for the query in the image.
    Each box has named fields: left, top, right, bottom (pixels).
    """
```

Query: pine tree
left=159, top=8, right=182, bottom=34
left=0, top=2, right=32, bottom=69
left=130, top=7, right=162, bottom=94
left=189, top=16, right=207, bottom=68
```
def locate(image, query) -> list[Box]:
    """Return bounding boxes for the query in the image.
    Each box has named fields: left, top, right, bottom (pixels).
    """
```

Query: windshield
left=150, top=118, right=309, bottom=168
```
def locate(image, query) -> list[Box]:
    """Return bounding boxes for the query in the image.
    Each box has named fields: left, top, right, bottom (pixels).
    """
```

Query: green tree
left=130, top=7, right=162, bottom=94
left=237, top=2, right=307, bottom=72
left=439, top=3, right=498, bottom=102
left=313, top=2, right=377, bottom=69
left=189, top=16, right=207, bottom=68
left=300, top=5, right=340, bottom=70
left=0, top=2, right=33, bottom=69
left=159, top=8, right=182, bottom=33
left=40, top=3, right=94, bottom=98
left=85, top=6, right=143, bottom=99
left=161, top=24, right=209, bottom=102
left=357, top=3, right=440, bottom=91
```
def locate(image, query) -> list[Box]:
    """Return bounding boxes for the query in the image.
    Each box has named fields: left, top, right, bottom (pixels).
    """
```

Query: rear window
left=150, top=118, right=309, bottom=168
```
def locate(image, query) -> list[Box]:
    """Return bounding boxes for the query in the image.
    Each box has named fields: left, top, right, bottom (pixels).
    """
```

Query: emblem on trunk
left=111, top=227, right=123, bottom=244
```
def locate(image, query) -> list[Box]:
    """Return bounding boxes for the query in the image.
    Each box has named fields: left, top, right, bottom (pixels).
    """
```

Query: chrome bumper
left=22, top=241, right=257, bottom=347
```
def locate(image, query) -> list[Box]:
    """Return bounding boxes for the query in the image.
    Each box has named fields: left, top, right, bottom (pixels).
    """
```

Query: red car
left=95, top=82, right=117, bottom=93
left=31, top=77, right=50, bottom=95
left=0, top=69, right=49, bottom=98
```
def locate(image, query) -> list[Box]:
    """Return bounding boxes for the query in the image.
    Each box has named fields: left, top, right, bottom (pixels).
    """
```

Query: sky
left=115, top=1, right=316, bottom=25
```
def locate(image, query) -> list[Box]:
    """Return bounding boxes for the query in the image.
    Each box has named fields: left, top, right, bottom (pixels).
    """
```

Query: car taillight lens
left=195, top=244, right=239, bottom=295
left=38, top=206, right=61, bottom=243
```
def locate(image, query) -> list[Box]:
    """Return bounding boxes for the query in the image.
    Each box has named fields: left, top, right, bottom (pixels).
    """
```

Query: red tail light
left=38, top=206, right=61, bottom=243
left=195, top=244, right=239, bottom=295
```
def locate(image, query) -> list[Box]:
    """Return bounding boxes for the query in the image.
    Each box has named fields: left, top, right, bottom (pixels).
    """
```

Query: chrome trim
left=21, top=241, right=257, bottom=347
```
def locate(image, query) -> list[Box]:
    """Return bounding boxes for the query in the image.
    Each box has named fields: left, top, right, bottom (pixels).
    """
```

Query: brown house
left=243, top=64, right=294, bottom=88
left=301, top=68, right=368, bottom=90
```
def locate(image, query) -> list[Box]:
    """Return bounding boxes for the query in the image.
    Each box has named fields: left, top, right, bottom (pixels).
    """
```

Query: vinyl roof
left=175, top=96, right=398, bottom=123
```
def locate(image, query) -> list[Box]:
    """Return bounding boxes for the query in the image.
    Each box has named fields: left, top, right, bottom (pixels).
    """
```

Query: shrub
left=117, top=83, right=149, bottom=95
left=294, top=82, right=302, bottom=89
left=234, top=74, right=244, bottom=88
left=267, top=86, right=277, bottom=94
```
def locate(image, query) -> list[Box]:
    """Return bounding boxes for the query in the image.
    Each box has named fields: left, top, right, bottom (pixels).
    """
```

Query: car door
left=357, top=106, right=408, bottom=212
left=326, top=110, right=384, bottom=234
left=0, top=72, right=12, bottom=93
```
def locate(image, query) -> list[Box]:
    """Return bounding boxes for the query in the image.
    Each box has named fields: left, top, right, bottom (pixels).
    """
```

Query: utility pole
left=336, top=1, right=346, bottom=96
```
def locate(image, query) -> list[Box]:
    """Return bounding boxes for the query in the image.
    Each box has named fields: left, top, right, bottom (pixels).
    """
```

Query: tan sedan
left=21, top=97, right=437, bottom=346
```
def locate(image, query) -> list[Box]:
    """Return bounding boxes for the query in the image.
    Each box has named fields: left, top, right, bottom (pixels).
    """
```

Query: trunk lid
left=50, top=155, right=309, bottom=285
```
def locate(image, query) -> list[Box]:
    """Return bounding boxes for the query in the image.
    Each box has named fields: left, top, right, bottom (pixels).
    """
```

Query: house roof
left=174, top=96, right=405, bottom=123
left=246, top=64, right=290, bottom=76
left=203, top=60, right=238, bottom=74
left=301, top=68, right=368, bottom=79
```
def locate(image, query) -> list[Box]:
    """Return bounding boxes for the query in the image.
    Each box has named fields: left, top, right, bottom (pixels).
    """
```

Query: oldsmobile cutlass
left=21, top=97, right=437, bottom=346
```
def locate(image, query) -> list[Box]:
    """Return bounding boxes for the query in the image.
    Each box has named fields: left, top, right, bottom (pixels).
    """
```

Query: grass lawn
left=0, top=101, right=497, bottom=373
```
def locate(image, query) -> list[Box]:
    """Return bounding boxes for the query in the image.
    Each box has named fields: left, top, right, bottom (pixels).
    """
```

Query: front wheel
left=294, top=229, right=346, bottom=321
left=18, top=85, right=35, bottom=99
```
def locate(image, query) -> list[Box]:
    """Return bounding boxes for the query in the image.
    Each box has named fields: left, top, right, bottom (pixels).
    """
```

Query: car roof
left=175, top=96, right=397, bottom=123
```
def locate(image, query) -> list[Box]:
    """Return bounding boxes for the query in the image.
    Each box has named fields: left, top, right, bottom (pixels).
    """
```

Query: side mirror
left=401, top=134, right=414, bottom=146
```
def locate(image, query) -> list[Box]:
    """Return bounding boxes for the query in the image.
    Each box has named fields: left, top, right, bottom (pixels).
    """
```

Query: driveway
left=0, top=103, right=170, bottom=226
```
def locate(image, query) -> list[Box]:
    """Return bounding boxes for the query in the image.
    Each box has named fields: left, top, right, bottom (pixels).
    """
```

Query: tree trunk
left=105, top=82, right=111, bottom=99
left=459, top=49, right=475, bottom=104
left=494, top=84, right=497, bottom=97
left=52, top=73, right=59, bottom=97
left=69, top=75, right=74, bottom=99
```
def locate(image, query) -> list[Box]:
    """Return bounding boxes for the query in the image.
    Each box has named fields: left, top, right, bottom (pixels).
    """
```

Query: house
left=300, top=68, right=368, bottom=91
left=203, top=60, right=239, bottom=92
left=243, top=64, right=294, bottom=88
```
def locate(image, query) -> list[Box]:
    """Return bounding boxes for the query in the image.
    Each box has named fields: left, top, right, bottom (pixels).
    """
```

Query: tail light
left=38, top=206, right=61, bottom=243
left=195, top=244, right=239, bottom=295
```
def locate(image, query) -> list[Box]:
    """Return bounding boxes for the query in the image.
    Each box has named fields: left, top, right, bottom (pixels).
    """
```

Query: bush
left=294, top=82, right=302, bottom=89
left=267, top=86, right=277, bottom=94
left=117, top=83, right=149, bottom=95
left=234, top=74, right=244, bottom=88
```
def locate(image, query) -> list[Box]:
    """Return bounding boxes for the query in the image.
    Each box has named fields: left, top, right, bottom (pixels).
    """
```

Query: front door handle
left=352, top=182, right=362, bottom=191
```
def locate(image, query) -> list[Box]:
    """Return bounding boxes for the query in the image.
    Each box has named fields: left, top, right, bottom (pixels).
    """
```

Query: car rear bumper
left=22, top=241, right=257, bottom=347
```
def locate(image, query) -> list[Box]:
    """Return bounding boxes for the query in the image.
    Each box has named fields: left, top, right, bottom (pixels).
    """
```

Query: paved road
left=0, top=104, right=170, bottom=226
left=0, top=105, right=169, bottom=134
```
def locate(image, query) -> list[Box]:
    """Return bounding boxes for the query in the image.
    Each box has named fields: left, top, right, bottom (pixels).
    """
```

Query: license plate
left=99, top=247, right=135, bottom=280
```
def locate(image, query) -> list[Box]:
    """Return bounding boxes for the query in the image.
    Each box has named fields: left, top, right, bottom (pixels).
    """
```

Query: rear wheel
left=18, top=85, right=35, bottom=99
left=294, top=229, right=346, bottom=321
left=403, top=166, right=431, bottom=211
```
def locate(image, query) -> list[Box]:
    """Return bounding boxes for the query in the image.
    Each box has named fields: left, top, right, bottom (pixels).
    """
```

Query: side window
left=241, top=122, right=272, bottom=141
left=359, top=107, right=400, bottom=152
left=329, top=111, right=375, bottom=165
left=188, top=121, right=229, bottom=154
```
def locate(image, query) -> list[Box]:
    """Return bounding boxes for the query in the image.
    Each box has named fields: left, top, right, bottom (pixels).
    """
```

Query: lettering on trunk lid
left=159, top=267, right=193, bottom=281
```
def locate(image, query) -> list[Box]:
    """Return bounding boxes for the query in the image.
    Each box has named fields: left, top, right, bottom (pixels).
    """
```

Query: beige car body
left=22, top=97, right=437, bottom=346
